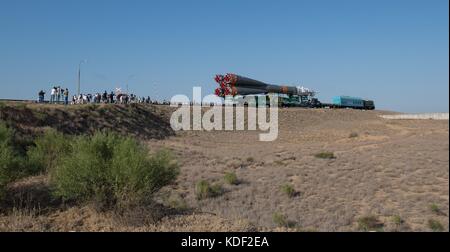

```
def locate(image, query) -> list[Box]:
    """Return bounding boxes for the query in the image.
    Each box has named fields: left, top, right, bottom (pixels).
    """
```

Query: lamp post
left=77, top=60, right=87, bottom=96
left=126, top=75, right=135, bottom=95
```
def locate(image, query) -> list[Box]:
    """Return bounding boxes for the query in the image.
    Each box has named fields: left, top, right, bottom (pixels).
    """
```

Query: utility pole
left=126, top=75, right=134, bottom=95
left=77, top=60, right=87, bottom=96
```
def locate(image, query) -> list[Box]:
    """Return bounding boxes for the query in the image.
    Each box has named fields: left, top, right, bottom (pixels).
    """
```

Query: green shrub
left=50, top=131, right=179, bottom=209
left=166, top=194, right=188, bottom=211
left=224, top=172, right=239, bottom=185
left=0, top=142, right=20, bottom=197
left=0, top=123, right=23, bottom=197
left=273, top=212, right=287, bottom=227
left=428, top=219, right=444, bottom=232
left=210, top=184, right=223, bottom=196
left=314, top=152, right=336, bottom=159
left=391, top=215, right=403, bottom=226
left=357, top=215, right=383, bottom=231
left=27, top=129, right=71, bottom=174
left=429, top=203, right=440, bottom=214
left=281, top=184, right=296, bottom=198
left=246, top=157, right=254, bottom=163
left=195, top=180, right=223, bottom=200
left=0, top=122, right=14, bottom=144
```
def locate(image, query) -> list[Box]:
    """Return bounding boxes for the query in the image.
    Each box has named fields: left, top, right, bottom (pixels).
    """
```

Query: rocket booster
left=214, top=73, right=314, bottom=97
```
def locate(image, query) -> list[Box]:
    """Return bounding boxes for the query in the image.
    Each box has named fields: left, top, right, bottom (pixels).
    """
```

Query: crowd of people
left=38, top=86, right=70, bottom=104
left=38, top=87, right=169, bottom=105
left=71, top=91, right=152, bottom=105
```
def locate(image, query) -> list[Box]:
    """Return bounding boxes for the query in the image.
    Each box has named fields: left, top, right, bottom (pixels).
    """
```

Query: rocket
left=214, top=73, right=314, bottom=98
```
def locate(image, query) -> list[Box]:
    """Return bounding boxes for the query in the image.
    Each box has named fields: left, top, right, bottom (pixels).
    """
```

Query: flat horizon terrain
left=149, top=108, right=449, bottom=231
left=0, top=103, right=448, bottom=231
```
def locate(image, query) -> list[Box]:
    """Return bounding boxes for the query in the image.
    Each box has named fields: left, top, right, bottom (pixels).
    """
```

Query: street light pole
left=126, top=75, right=134, bottom=95
left=77, top=60, right=87, bottom=96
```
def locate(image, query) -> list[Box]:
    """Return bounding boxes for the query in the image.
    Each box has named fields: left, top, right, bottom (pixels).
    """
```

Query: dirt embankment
left=0, top=102, right=175, bottom=140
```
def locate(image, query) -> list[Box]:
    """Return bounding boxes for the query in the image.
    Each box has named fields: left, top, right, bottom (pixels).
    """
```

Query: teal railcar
left=332, top=96, right=364, bottom=108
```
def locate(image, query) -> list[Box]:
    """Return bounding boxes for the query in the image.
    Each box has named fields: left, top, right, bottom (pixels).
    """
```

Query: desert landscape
left=0, top=102, right=448, bottom=232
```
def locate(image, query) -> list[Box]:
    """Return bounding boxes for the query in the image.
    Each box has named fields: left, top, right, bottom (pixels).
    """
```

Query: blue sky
left=0, top=0, right=448, bottom=112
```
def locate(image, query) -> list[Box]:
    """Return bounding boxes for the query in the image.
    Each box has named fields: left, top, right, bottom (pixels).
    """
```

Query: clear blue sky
left=0, top=0, right=448, bottom=112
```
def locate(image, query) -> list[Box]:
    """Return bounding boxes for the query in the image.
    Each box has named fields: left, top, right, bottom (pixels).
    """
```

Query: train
left=225, top=94, right=375, bottom=110
left=214, top=74, right=376, bottom=110
left=278, top=95, right=375, bottom=110
left=328, top=96, right=375, bottom=110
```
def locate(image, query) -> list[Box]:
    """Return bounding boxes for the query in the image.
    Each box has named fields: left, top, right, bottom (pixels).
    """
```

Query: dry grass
left=0, top=205, right=255, bottom=232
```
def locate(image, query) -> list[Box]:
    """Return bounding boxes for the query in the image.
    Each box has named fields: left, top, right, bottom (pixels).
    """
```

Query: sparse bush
left=224, top=172, right=239, bottom=185
left=0, top=142, right=20, bottom=198
left=357, top=215, right=383, bottom=231
left=349, top=132, right=359, bottom=138
left=167, top=194, right=188, bottom=211
left=429, top=203, right=440, bottom=214
left=428, top=219, right=444, bottom=232
left=50, top=131, right=179, bottom=209
left=281, top=184, right=296, bottom=198
left=391, top=215, right=403, bottom=226
left=195, top=181, right=209, bottom=199
left=0, top=122, right=14, bottom=144
left=273, top=212, right=287, bottom=227
left=27, top=129, right=71, bottom=174
left=195, top=180, right=223, bottom=200
left=274, top=160, right=285, bottom=166
left=246, top=157, right=254, bottom=163
left=0, top=123, right=25, bottom=198
left=314, top=152, right=336, bottom=159
left=210, top=184, right=223, bottom=196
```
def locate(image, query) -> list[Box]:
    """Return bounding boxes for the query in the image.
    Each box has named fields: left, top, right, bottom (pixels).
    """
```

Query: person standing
left=56, top=86, right=62, bottom=104
left=63, top=88, right=69, bottom=105
left=38, top=90, right=45, bottom=103
left=50, top=86, right=56, bottom=103
left=109, top=91, right=114, bottom=104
